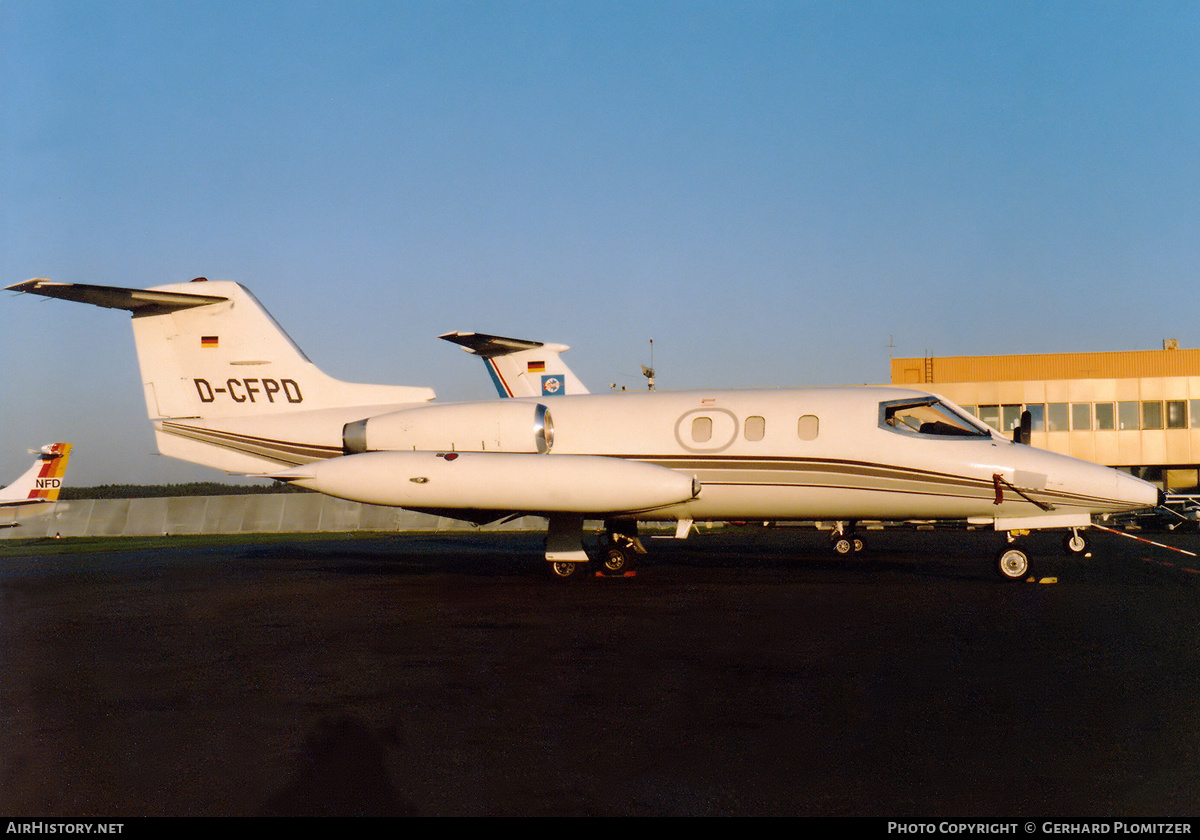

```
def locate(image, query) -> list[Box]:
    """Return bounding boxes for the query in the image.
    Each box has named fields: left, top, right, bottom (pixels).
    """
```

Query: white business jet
left=7, top=278, right=1158, bottom=580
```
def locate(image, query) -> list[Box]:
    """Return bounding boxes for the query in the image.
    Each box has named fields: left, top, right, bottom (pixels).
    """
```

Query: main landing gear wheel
left=831, top=536, right=854, bottom=555
left=603, top=546, right=635, bottom=574
left=830, top=535, right=865, bottom=555
left=549, top=561, right=585, bottom=581
left=995, top=547, right=1030, bottom=581
left=600, top=520, right=644, bottom=576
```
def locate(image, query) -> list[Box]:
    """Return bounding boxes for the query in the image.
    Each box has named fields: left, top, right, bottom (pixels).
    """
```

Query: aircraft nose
left=1046, top=454, right=1160, bottom=515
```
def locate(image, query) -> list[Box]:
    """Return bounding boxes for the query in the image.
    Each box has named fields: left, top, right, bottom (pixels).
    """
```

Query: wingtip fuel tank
left=271, top=450, right=701, bottom=515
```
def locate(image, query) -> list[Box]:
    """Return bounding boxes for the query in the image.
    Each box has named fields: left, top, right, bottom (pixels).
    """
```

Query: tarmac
left=2, top=525, right=1199, bottom=817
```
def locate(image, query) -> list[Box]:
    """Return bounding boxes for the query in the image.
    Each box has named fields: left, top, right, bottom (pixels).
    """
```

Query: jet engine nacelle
left=274, top=450, right=701, bottom=514
left=344, top=401, right=552, bottom=455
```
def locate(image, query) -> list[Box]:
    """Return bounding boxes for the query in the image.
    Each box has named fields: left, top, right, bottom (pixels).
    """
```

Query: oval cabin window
left=797, top=415, right=819, bottom=441
left=692, top=416, right=713, bottom=443
left=745, top=415, right=765, bottom=441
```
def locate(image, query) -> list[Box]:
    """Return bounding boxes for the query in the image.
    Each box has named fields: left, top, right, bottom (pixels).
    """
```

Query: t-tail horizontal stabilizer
left=440, top=330, right=589, bottom=398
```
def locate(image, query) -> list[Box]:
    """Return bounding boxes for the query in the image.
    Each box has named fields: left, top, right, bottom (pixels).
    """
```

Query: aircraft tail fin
left=440, top=331, right=589, bottom=398
left=7, top=278, right=436, bottom=421
left=0, top=443, right=72, bottom=506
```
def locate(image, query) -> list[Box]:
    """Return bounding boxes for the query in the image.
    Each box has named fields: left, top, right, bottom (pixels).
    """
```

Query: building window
left=1047, top=403, right=1069, bottom=432
left=797, top=415, right=819, bottom=441
left=1001, top=404, right=1023, bottom=432
left=745, top=415, right=765, bottom=441
left=979, top=405, right=1000, bottom=431
left=1096, top=402, right=1116, bottom=430
left=1025, top=404, right=1045, bottom=431
left=1118, top=401, right=1139, bottom=430
left=692, top=416, right=712, bottom=443
left=1142, top=401, right=1164, bottom=430
left=1071, top=403, right=1092, bottom=431
left=1167, top=400, right=1187, bottom=429
left=1190, top=401, right=1200, bottom=429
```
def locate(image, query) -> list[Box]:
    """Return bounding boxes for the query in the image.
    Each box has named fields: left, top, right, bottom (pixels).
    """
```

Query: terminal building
left=891, top=341, right=1200, bottom=493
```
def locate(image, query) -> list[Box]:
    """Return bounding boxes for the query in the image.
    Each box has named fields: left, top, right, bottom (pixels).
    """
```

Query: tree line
left=60, top=482, right=313, bottom=500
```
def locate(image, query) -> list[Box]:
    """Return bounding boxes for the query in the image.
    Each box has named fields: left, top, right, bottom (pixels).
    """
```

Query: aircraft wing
left=7, top=279, right=227, bottom=314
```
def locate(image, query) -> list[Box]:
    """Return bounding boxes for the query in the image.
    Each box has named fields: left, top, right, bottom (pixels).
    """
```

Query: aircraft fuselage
left=262, top=386, right=1156, bottom=527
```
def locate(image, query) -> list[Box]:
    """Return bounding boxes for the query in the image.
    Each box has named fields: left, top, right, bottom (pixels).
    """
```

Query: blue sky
left=3, top=1, right=1199, bottom=485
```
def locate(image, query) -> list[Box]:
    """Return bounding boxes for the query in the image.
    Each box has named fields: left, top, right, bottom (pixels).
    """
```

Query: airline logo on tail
left=0, top=443, right=73, bottom=507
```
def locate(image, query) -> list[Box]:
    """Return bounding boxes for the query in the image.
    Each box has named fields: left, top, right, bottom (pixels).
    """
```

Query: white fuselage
left=254, top=386, right=1157, bottom=526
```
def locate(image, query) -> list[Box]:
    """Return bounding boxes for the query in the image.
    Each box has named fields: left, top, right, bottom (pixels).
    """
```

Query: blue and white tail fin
left=0, top=443, right=72, bottom=508
left=440, top=331, right=589, bottom=398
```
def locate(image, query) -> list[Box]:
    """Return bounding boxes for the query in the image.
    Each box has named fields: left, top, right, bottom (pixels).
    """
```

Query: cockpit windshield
left=880, top=397, right=992, bottom=438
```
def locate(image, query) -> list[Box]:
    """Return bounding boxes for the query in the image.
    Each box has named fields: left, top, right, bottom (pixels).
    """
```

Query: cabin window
left=797, top=415, right=819, bottom=441
left=745, top=415, right=765, bottom=441
left=1071, top=403, right=1092, bottom=431
left=692, top=416, right=713, bottom=443
left=1095, top=402, right=1116, bottom=430
left=1167, top=401, right=1187, bottom=429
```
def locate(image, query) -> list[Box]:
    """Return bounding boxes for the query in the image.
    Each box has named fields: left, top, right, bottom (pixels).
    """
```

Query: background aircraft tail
left=0, top=443, right=72, bottom=506
left=440, top=331, right=589, bottom=398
